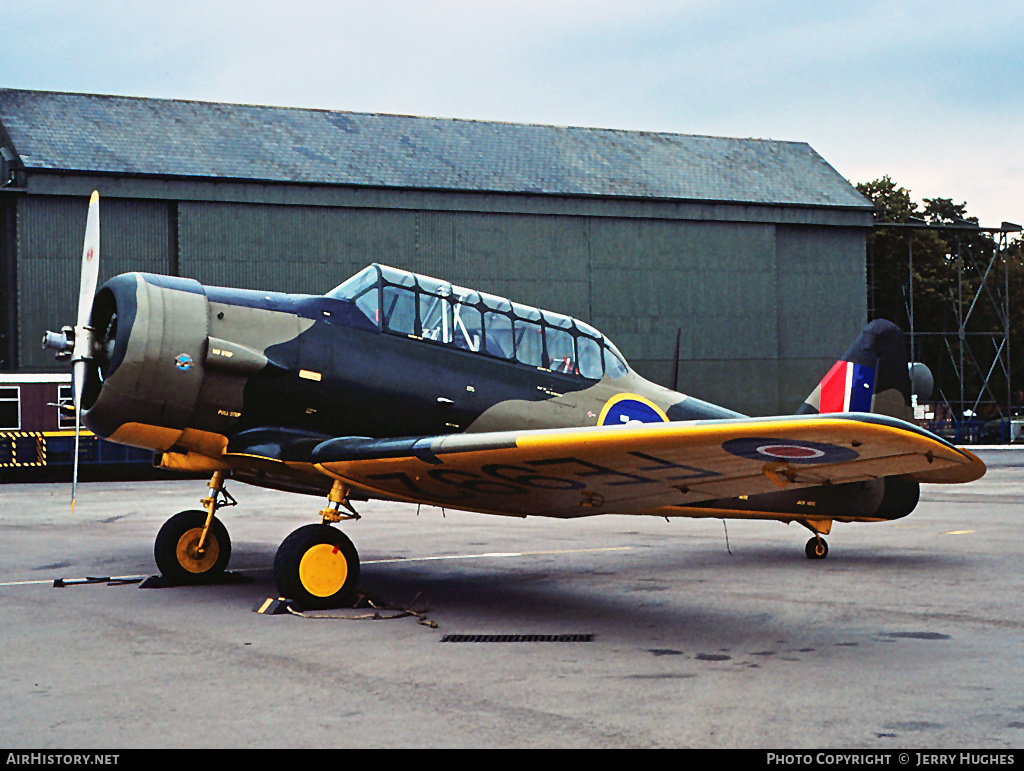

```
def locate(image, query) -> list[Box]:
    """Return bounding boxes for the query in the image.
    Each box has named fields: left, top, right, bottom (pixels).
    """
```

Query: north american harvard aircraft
left=43, top=192, right=986, bottom=608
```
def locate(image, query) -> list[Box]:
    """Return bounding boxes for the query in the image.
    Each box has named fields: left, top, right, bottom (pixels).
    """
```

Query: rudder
left=796, top=320, right=913, bottom=421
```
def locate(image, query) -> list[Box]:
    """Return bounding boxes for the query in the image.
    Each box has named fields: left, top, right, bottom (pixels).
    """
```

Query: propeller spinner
left=42, top=190, right=101, bottom=511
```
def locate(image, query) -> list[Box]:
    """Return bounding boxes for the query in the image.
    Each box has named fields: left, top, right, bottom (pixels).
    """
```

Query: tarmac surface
left=1, top=449, right=1022, bottom=749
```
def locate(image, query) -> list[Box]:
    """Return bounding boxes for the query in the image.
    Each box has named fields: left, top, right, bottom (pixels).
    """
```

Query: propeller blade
left=77, top=190, right=100, bottom=328
left=70, top=191, right=100, bottom=512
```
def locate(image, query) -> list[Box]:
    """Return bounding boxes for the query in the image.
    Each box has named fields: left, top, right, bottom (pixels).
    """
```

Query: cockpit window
left=542, top=311, right=573, bottom=330
left=452, top=288, right=482, bottom=352
left=383, top=285, right=416, bottom=335
left=379, top=265, right=416, bottom=287
left=577, top=336, right=602, bottom=379
left=326, top=264, right=629, bottom=378
left=419, top=289, right=453, bottom=343
left=327, top=265, right=379, bottom=300
left=483, top=310, right=513, bottom=359
left=603, top=340, right=629, bottom=378
left=545, top=326, right=575, bottom=373
left=354, top=288, right=379, bottom=325
left=514, top=319, right=543, bottom=367
left=328, top=265, right=381, bottom=327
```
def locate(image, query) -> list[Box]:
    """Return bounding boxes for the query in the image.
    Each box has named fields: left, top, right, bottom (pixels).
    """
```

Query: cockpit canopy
left=327, top=264, right=629, bottom=380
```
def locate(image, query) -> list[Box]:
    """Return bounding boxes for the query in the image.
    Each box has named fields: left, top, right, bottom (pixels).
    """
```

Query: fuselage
left=81, top=265, right=739, bottom=496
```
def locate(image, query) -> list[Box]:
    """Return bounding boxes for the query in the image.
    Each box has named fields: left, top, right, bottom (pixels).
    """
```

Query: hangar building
left=0, top=88, right=873, bottom=416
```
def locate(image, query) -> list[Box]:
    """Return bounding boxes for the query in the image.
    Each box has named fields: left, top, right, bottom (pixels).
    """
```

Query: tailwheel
left=805, top=536, right=829, bottom=560
left=154, top=510, right=232, bottom=583
left=273, top=524, right=361, bottom=609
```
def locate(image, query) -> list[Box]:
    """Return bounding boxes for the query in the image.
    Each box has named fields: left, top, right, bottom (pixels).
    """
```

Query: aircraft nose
left=81, top=272, right=209, bottom=444
left=79, top=277, right=133, bottom=412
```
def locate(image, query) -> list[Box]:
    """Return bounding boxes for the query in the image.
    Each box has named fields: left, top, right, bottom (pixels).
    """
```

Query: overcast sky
left=3, top=0, right=1021, bottom=228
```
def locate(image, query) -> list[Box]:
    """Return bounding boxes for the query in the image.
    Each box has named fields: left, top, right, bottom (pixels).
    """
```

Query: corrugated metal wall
left=17, top=196, right=170, bottom=370
left=588, top=218, right=778, bottom=383
left=774, top=224, right=866, bottom=411
left=0, top=198, right=15, bottom=370
left=16, top=194, right=866, bottom=414
left=177, top=203, right=592, bottom=318
left=178, top=202, right=413, bottom=294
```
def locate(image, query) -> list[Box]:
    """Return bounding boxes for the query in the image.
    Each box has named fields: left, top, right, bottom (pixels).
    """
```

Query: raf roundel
left=597, top=393, right=669, bottom=426
left=721, top=437, right=859, bottom=465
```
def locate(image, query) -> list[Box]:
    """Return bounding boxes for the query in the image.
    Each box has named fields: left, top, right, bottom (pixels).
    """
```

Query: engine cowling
left=83, top=273, right=209, bottom=450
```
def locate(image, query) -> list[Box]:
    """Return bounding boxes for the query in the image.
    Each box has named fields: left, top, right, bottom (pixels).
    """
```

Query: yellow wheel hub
left=175, top=527, right=220, bottom=574
left=298, top=543, right=349, bottom=598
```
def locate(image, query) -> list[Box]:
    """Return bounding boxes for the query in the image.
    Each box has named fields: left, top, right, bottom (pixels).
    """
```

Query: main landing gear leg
left=273, top=480, right=362, bottom=609
left=154, top=470, right=236, bottom=583
left=800, top=518, right=832, bottom=560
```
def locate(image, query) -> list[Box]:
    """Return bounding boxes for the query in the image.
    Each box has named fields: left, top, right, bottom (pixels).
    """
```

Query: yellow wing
left=311, top=413, right=985, bottom=519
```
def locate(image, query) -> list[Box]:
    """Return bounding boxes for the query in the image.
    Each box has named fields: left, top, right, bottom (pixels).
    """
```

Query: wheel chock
left=253, top=597, right=292, bottom=615
left=53, top=576, right=143, bottom=587
left=54, top=576, right=110, bottom=587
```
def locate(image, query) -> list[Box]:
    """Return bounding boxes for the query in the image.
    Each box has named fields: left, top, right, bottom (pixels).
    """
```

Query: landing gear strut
left=800, top=518, right=831, bottom=560
left=153, top=474, right=363, bottom=605
left=154, top=470, right=235, bottom=583
left=272, top=480, right=362, bottom=609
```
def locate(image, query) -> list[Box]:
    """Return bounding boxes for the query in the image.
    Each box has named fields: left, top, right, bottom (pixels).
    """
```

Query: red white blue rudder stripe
left=796, top=320, right=913, bottom=421
left=818, top=360, right=875, bottom=413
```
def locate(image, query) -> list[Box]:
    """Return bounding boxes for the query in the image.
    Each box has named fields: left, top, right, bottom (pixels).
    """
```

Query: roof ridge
left=0, top=87, right=803, bottom=146
left=0, top=88, right=871, bottom=209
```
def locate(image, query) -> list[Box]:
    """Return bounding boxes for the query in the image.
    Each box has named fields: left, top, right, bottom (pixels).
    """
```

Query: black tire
left=805, top=536, right=829, bottom=560
left=274, top=524, right=360, bottom=609
left=154, top=510, right=232, bottom=584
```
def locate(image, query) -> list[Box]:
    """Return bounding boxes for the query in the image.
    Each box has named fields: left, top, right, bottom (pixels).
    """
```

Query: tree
left=857, top=177, right=1021, bottom=425
left=858, top=177, right=953, bottom=351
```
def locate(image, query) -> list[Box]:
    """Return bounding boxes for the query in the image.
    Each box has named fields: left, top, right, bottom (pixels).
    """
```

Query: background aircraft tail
left=796, top=319, right=920, bottom=421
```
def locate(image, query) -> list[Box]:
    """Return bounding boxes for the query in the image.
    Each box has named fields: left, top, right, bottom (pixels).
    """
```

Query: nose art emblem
left=174, top=353, right=194, bottom=372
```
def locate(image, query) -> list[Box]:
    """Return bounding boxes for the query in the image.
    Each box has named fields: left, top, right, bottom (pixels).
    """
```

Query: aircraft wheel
left=154, top=510, right=231, bottom=583
left=805, top=536, right=829, bottom=560
left=274, top=524, right=361, bottom=609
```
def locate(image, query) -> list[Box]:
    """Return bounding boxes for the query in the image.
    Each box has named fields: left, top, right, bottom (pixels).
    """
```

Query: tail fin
left=796, top=319, right=912, bottom=420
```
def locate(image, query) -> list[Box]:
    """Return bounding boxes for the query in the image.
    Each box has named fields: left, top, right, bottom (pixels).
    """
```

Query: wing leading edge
left=309, top=413, right=985, bottom=519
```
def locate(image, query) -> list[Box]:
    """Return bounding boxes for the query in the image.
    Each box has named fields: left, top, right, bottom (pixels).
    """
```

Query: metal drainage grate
left=440, top=633, right=594, bottom=643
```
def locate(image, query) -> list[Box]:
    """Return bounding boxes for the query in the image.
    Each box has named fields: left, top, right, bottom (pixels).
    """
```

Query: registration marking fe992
left=365, top=451, right=722, bottom=503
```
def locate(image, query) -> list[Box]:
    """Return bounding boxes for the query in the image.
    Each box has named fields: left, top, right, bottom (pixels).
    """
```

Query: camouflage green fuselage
left=82, top=271, right=737, bottom=486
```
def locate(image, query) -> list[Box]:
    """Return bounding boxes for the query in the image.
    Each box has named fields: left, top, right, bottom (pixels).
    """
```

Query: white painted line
left=365, top=546, right=632, bottom=565
left=0, top=575, right=146, bottom=587
left=0, top=546, right=634, bottom=587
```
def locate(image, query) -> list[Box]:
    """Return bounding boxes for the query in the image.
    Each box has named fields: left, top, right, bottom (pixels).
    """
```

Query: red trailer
left=0, top=373, right=153, bottom=480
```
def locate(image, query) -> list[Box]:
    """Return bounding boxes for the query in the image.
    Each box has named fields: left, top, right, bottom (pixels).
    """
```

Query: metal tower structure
left=868, top=220, right=1022, bottom=442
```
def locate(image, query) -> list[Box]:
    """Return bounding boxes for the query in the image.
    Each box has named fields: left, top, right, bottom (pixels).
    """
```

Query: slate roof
left=0, top=88, right=870, bottom=209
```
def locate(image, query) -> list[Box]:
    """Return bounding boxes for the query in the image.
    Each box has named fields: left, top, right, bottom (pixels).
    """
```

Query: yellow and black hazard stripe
left=0, top=429, right=96, bottom=469
left=0, top=431, right=49, bottom=468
